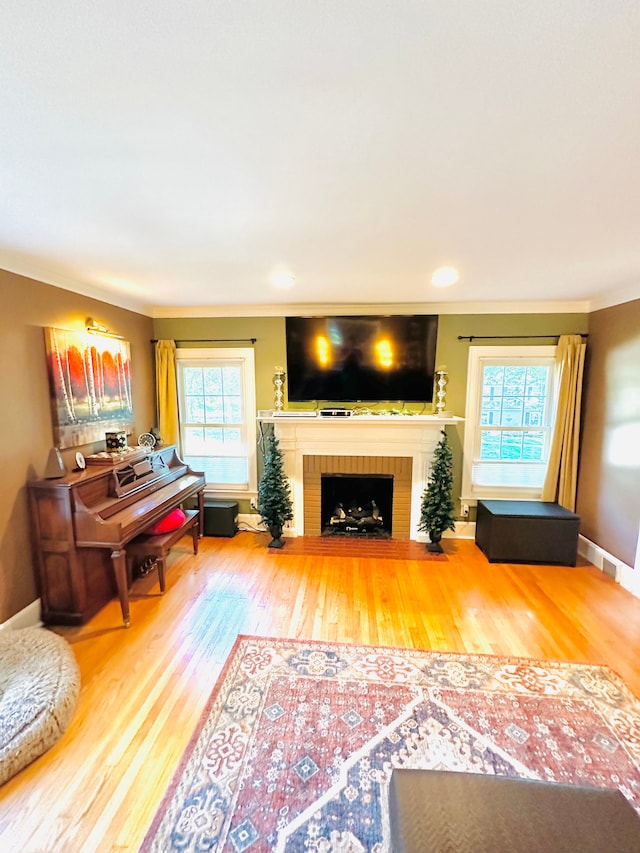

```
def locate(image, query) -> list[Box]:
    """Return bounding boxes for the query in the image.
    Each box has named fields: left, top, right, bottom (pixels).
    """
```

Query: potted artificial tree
left=418, top=430, right=456, bottom=552
left=257, top=432, right=293, bottom=548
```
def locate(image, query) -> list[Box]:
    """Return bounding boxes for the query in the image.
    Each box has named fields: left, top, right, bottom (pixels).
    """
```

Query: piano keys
left=28, top=445, right=205, bottom=627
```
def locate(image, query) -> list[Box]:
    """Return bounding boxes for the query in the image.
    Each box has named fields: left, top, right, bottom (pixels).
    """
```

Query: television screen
left=285, top=315, right=438, bottom=403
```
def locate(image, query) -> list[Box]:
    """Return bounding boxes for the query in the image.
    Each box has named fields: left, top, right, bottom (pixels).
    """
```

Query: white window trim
left=176, top=347, right=257, bottom=498
left=461, top=345, right=557, bottom=503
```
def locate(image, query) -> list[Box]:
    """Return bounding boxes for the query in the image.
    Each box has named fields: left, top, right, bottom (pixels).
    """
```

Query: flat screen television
left=285, top=315, right=438, bottom=403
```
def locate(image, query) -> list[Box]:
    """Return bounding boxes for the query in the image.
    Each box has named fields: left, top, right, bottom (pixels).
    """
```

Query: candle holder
left=435, top=367, right=448, bottom=416
left=273, top=366, right=286, bottom=411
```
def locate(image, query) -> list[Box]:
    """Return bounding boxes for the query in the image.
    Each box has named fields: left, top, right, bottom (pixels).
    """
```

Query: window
left=176, top=347, right=257, bottom=495
left=461, top=346, right=557, bottom=501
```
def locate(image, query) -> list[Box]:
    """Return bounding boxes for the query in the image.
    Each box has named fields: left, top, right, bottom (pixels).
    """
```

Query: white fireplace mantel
left=260, top=414, right=463, bottom=540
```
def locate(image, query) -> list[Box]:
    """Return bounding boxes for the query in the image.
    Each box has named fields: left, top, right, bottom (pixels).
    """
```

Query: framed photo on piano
left=44, top=327, right=135, bottom=449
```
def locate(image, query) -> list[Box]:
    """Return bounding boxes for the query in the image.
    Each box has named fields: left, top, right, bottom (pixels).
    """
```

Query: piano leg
left=197, top=489, right=204, bottom=537
left=111, top=549, right=131, bottom=627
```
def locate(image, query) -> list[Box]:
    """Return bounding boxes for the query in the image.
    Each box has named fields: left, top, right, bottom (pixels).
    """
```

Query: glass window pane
left=203, top=367, right=223, bottom=395
left=480, top=397, right=502, bottom=426
left=479, top=430, right=501, bottom=459
left=184, top=367, right=204, bottom=395
left=500, top=431, right=523, bottom=460
left=183, top=426, right=205, bottom=454
left=482, top=366, right=504, bottom=394
left=185, top=396, right=204, bottom=422
left=523, top=396, right=545, bottom=426
left=204, top=395, right=224, bottom=422
left=503, top=366, right=526, bottom=395
left=202, top=428, right=224, bottom=451
left=525, top=366, right=548, bottom=394
left=196, top=428, right=245, bottom=454
left=222, top=428, right=242, bottom=447
left=223, top=396, right=242, bottom=423
left=222, top=366, right=242, bottom=395
left=501, top=396, right=523, bottom=427
left=522, top=430, right=545, bottom=461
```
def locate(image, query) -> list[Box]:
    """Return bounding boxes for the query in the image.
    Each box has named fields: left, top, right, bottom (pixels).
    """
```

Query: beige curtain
left=541, top=334, right=586, bottom=511
left=155, top=340, right=180, bottom=447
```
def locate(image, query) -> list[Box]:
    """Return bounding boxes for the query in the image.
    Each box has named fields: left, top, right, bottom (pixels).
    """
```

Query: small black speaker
left=203, top=500, right=238, bottom=537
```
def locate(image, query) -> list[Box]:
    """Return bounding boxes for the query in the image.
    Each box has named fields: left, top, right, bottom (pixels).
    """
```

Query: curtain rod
left=457, top=333, right=587, bottom=342
left=151, top=338, right=257, bottom=344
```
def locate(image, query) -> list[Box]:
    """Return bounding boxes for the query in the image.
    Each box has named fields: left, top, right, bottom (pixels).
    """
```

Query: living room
left=2, top=2, right=640, bottom=850
left=1, top=269, right=640, bottom=848
left=1, top=273, right=639, bottom=627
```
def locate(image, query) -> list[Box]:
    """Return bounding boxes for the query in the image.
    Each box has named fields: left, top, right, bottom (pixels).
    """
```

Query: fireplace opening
left=321, top=473, right=393, bottom=538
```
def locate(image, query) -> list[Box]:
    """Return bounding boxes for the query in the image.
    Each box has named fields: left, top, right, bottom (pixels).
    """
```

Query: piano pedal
left=136, top=556, right=158, bottom=578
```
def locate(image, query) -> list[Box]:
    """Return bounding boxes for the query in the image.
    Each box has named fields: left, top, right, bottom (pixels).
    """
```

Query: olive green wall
left=154, top=311, right=590, bottom=519
left=153, top=316, right=286, bottom=414
left=0, top=269, right=155, bottom=624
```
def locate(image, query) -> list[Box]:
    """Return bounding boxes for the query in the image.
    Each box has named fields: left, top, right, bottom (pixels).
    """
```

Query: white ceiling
left=1, top=1, right=639, bottom=317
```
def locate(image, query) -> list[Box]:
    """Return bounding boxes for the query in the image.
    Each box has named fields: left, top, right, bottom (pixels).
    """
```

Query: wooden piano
left=28, top=445, right=205, bottom=627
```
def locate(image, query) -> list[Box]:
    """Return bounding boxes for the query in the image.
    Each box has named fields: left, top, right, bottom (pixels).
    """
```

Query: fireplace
left=262, top=414, right=460, bottom=540
left=321, top=473, right=393, bottom=538
left=303, top=454, right=411, bottom=538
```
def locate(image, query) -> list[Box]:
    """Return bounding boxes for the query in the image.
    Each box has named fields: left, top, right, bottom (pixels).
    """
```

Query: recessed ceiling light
left=270, top=271, right=296, bottom=289
left=431, top=266, right=459, bottom=288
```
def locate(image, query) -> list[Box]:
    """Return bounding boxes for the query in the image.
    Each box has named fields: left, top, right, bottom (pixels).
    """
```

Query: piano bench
left=126, top=509, right=200, bottom=593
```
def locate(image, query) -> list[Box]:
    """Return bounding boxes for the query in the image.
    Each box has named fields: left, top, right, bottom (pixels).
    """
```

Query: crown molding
left=4, top=252, right=637, bottom=317
left=588, top=281, right=640, bottom=313
left=0, top=253, right=151, bottom=315
left=151, top=299, right=592, bottom=318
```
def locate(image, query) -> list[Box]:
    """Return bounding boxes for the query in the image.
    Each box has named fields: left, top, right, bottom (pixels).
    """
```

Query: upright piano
left=28, top=445, right=205, bottom=627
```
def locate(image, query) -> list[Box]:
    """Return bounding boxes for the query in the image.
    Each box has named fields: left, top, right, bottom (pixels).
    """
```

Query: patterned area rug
left=141, top=636, right=640, bottom=852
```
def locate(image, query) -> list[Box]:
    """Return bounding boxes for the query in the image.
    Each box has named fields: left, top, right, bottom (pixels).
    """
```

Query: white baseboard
left=0, top=599, right=42, bottom=631
left=417, top=521, right=476, bottom=542
left=452, top=520, right=476, bottom=539
left=578, top=535, right=640, bottom=598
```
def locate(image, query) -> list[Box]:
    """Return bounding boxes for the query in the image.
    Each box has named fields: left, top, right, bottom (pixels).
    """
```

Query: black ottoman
left=389, top=769, right=640, bottom=853
left=475, top=500, right=580, bottom=565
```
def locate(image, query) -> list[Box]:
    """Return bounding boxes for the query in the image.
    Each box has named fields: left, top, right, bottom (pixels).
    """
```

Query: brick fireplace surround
left=261, top=414, right=460, bottom=541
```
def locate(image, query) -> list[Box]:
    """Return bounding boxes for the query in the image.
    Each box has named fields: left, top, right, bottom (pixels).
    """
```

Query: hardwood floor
left=2, top=532, right=640, bottom=852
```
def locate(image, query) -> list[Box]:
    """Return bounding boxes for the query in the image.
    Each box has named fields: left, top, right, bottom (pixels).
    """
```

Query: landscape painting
left=44, top=327, right=134, bottom=449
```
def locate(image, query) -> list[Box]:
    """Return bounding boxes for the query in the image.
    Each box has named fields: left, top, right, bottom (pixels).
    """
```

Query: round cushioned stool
left=0, top=627, right=80, bottom=785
